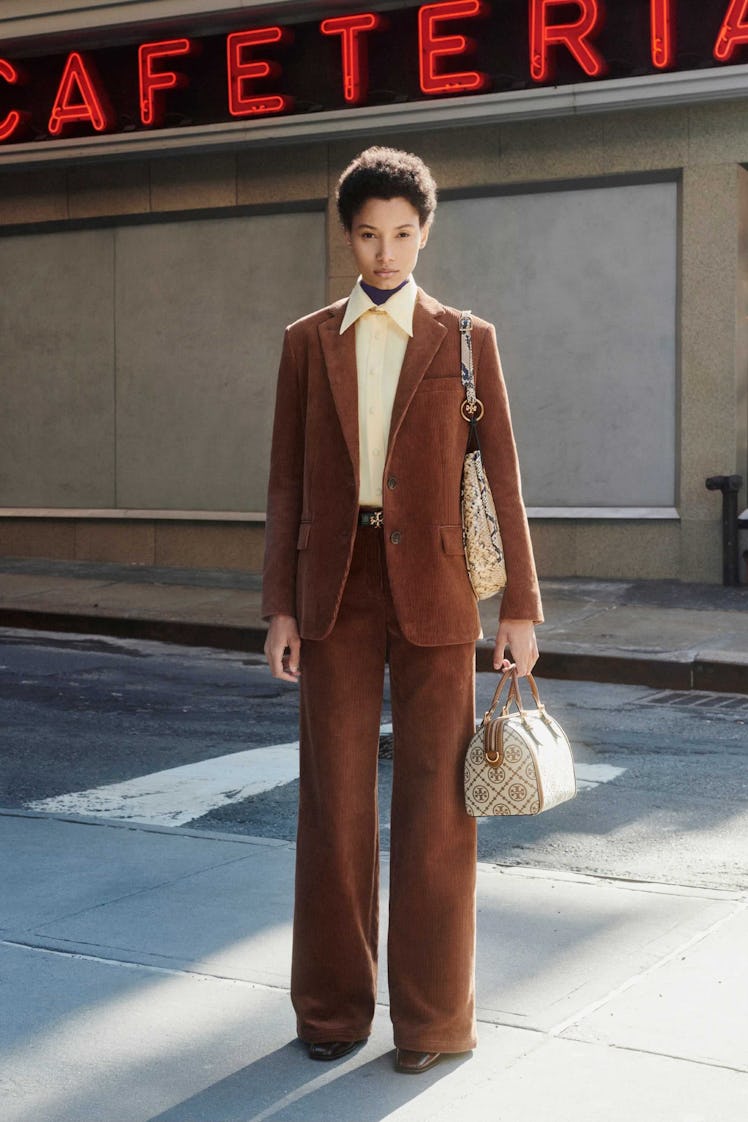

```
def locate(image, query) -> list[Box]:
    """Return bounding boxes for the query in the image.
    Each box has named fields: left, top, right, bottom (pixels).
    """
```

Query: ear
left=419, top=221, right=432, bottom=250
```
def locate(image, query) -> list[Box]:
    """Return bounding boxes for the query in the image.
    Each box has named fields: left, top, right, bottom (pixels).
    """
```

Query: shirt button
left=390, top=530, right=401, bottom=544
left=373, top=448, right=381, bottom=457
left=369, top=406, right=376, bottom=415
left=386, top=476, right=397, bottom=490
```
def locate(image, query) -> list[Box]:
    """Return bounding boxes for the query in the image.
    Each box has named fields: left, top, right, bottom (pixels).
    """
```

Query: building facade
left=0, top=0, right=747, bottom=582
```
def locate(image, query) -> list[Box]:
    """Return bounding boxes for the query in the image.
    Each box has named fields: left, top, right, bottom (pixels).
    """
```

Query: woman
left=263, top=147, right=542, bottom=1074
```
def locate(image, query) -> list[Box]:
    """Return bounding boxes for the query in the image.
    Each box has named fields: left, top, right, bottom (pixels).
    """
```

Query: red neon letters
left=227, top=27, right=292, bottom=116
left=139, top=39, right=195, bottom=127
left=48, top=52, right=115, bottom=136
left=714, top=0, right=748, bottom=60
left=7, top=4, right=748, bottom=147
left=529, top=0, right=606, bottom=82
left=419, top=1, right=490, bottom=95
left=651, top=0, right=675, bottom=68
left=0, top=59, right=28, bottom=142
left=320, top=13, right=383, bottom=104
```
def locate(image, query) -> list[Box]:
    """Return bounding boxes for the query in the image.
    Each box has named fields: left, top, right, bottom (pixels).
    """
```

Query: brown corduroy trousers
left=291, top=524, right=478, bottom=1052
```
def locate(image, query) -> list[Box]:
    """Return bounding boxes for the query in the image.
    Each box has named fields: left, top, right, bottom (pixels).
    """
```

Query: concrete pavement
left=1, top=807, right=746, bottom=1122
left=1, top=556, right=748, bottom=690
left=2, top=558, right=747, bottom=1118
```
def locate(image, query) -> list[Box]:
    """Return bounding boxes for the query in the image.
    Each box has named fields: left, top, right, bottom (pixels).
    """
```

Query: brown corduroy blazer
left=262, top=287, right=543, bottom=645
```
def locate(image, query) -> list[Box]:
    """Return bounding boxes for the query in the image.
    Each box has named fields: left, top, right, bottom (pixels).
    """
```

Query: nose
left=377, top=238, right=395, bottom=261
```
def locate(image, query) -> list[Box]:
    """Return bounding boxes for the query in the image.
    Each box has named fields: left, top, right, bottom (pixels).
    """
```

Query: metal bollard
left=705, top=474, right=743, bottom=586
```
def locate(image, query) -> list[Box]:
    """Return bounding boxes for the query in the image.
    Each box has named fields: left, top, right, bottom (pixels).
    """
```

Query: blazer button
left=390, top=530, right=401, bottom=544
left=386, top=475, right=398, bottom=490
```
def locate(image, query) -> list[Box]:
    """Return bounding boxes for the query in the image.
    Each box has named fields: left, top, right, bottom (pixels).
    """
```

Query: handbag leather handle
left=482, top=664, right=544, bottom=724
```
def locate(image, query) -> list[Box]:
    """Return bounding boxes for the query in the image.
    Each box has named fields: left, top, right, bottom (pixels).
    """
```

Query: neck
left=360, top=277, right=409, bottom=305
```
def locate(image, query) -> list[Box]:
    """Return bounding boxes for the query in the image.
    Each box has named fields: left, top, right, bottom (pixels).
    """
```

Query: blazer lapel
left=318, top=302, right=359, bottom=482
left=317, top=289, right=448, bottom=479
left=387, top=290, right=448, bottom=455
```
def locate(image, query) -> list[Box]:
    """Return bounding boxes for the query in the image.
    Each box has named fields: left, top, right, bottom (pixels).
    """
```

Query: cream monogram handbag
left=465, top=666, right=576, bottom=816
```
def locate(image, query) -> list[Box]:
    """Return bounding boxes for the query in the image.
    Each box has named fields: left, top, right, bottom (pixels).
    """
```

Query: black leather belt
left=359, top=509, right=384, bottom=527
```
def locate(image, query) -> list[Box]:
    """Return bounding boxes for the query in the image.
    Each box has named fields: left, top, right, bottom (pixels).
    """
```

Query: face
left=345, top=196, right=430, bottom=289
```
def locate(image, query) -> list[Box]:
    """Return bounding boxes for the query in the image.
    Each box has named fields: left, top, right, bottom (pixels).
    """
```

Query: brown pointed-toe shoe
left=395, top=1048, right=442, bottom=1074
left=306, top=1040, right=363, bottom=1062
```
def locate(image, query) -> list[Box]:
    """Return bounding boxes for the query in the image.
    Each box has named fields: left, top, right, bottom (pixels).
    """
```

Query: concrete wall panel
left=114, top=210, right=325, bottom=511
left=238, top=144, right=328, bottom=206
left=0, top=167, right=68, bottom=224
left=679, top=165, right=741, bottom=523
left=0, top=227, right=116, bottom=506
left=498, top=117, right=606, bottom=183
left=67, top=163, right=150, bottom=220
left=154, top=522, right=264, bottom=570
left=75, top=520, right=155, bottom=565
left=601, top=108, right=689, bottom=174
left=416, top=181, right=678, bottom=509
left=149, top=153, right=238, bottom=212
left=0, top=518, right=76, bottom=558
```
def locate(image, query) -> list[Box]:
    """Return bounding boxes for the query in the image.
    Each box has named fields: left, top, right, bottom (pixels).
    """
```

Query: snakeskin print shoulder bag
left=459, top=311, right=507, bottom=600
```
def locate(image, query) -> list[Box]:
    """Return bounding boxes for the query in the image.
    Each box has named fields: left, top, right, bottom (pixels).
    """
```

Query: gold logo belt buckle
left=369, top=510, right=383, bottom=527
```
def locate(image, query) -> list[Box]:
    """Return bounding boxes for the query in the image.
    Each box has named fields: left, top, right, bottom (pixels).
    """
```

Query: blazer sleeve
left=261, top=327, right=305, bottom=620
left=472, top=321, right=544, bottom=623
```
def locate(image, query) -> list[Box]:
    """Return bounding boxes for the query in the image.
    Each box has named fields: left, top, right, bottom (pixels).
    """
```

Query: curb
left=2, top=606, right=747, bottom=693
left=0, top=608, right=266, bottom=654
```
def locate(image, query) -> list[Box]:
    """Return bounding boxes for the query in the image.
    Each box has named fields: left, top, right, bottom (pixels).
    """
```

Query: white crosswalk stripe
left=26, top=723, right=623, bottom=827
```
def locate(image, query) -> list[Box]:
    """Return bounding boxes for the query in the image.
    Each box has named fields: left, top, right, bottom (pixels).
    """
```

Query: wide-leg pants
left=291, top=523, right=478, bottom=1052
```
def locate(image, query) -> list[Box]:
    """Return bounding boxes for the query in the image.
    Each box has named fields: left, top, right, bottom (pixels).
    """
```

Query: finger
left=266, top=641, right=291, bottom=681
left=516, top=652, right=538, bottom=678
left=287, top=635, right=302, bottom=677
left=274, top=655, right=300, bottom=684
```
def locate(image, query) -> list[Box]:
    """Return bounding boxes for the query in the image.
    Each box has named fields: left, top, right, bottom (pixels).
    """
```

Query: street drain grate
left=643, top=689, right=748, bottom=714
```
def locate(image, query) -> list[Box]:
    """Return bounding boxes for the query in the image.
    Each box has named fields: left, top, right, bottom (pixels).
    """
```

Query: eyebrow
left=355, top=222, right=417, bottom=231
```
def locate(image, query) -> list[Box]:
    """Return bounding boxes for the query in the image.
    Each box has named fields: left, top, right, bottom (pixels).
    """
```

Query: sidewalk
left=1, top=556, right=748, bottom=690
left=1, top=808, right=746, bottom=1122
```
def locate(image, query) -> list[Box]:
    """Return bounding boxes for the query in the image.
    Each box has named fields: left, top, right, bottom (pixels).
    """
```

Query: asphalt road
left=1, top=627, right=747, bottom=892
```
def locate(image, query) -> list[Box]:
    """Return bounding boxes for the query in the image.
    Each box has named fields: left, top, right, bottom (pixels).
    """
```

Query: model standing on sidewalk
left=263, top=147, right=542, bottom=1074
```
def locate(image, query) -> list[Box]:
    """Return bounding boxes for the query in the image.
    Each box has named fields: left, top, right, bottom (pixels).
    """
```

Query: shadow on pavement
left=146, top=1039, right=471, bottom=1122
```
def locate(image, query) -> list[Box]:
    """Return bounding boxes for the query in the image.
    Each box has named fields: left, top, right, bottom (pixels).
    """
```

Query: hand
left=493, top=619, right=538, bottom=678
left=264, top=614, right=301, bottom=683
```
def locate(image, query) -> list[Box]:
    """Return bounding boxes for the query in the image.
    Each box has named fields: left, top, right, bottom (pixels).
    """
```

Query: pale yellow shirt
left=339, top=276, right=417, bottom=506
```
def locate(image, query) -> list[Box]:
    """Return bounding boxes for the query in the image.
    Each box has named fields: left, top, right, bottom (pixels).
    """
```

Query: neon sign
left=138, top=39, right=196, bottom=128
left=0, top=0, right=746, bottom=147
left=48, top=52, right=115, bottom=136
left=227, top=27, right=294, bottom=116
left=529, top=1, right=607, bottom=82
left=418, top=1, right=490, bottom=95
left=320, top=14, right=384, bottom=104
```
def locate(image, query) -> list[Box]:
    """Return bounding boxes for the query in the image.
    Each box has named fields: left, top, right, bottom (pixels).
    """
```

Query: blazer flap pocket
left=440, top=525, right=465, bottom=556
left=297, top=522, right=311, bottom=550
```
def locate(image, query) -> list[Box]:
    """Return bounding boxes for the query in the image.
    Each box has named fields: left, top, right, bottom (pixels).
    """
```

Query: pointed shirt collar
left=339, top=275, right=417, bottom=337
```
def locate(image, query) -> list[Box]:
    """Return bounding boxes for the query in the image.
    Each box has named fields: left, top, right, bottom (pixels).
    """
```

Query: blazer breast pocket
left=418, top=373, right=461, bottom=390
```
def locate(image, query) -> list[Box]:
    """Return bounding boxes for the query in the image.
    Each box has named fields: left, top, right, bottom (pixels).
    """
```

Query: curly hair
left=335, top=146, right=437, bottom=230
